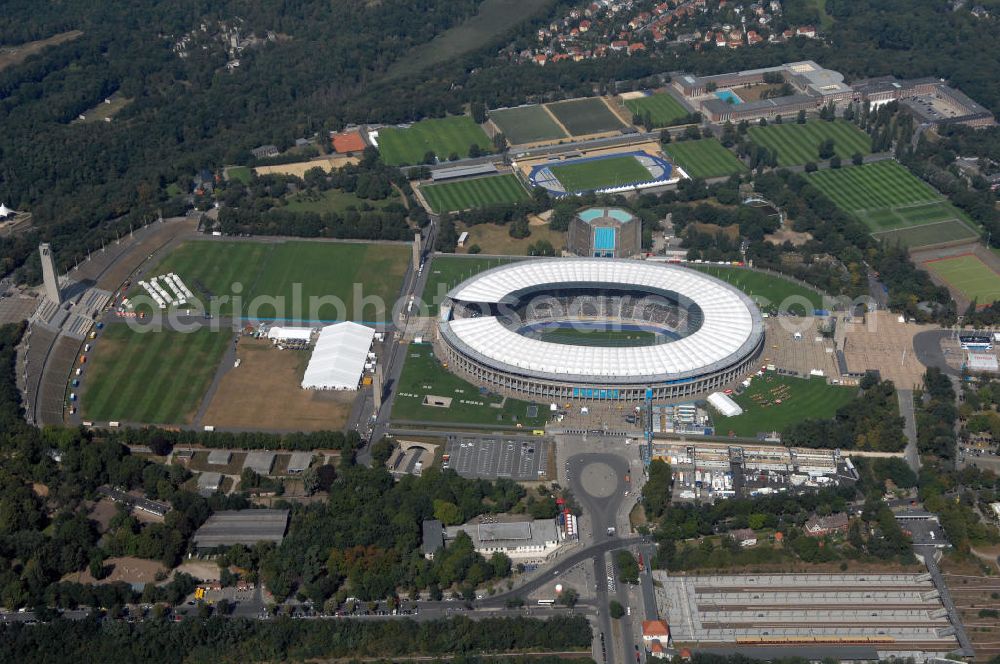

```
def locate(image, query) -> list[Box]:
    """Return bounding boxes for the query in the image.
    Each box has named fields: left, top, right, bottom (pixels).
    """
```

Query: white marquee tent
left=301, top=321, right=375, bottom=390
left=707, top=391, right=743, bottom=417
left=267, top=326, right=313, bottom=343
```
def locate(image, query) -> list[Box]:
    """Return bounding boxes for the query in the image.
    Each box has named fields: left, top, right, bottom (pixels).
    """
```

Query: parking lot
left=444, top=436, right=550, bottom=481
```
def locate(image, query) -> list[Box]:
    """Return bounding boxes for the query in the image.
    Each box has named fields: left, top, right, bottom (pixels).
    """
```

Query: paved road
left=896, top=389, right=921, bottom=473
left=913, top=329, right=960, bottom=377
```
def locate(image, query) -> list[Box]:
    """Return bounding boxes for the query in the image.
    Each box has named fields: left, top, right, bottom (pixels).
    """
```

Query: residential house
left=804, top=512, right=849, bottom=536
left=730, top=528, right=758, bottom=547
left=795, top=25, right=816, bottom=38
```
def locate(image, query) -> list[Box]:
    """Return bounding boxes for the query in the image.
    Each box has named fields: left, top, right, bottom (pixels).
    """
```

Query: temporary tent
left=301, top=321, right=376, bottom=390
left=707, top=391, right=743, bottom=417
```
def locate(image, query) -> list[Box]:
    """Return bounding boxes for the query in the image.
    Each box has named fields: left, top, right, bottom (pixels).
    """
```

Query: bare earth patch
left=0, top=31, right=83, bottom=71
left=63, top=556, right=167, bottom=586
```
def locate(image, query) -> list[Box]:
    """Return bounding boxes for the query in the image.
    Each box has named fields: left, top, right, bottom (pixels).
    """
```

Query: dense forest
left=3, top=0, right=1000, bottom=285
left=0, top=613, right=592, bottom=664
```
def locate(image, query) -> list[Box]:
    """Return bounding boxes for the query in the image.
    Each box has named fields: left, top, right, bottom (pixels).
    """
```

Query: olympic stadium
left=437, top=259, right=765, bottom=402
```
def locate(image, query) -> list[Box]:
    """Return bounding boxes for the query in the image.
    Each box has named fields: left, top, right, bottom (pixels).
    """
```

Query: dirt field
left=253, top=156, right=359, bottom=178
left=762, top=316, right=841, bottom=379
left=201, top=338, right=353, bottom=431
left=456, top=221, right=566, bottom=255
left=62, top=556, right=168, bottom=586
left=765, top=225, right=813, bottom=247
left=88, top=498, right=119, bottom=533
left=0, top=31, right=83, bottom=71
left=841, top=311, right=935, bottom=389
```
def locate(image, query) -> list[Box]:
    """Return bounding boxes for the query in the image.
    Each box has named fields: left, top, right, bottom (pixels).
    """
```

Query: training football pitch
left=623, top=93, right=690, bottom=127
left=925, top=254, right=1000, bottom=304
left=392, top=343, right=545, bottom=426
left=549, top=155, right=651, bottom=193
left=421, top=174, right=530, bottom=213
left=490, top=105, right=568, bottom=144
left=376, top=116, right=492, bottom=166
left=664, top=139, right=748, bottom=179
left=718, top=375, right=856, bottom=438
left=746, top=120, right=871, bottom=166
left=807, top=161, right=979, bottom=248
left=136, top=240, right=409, bottom=322
left=690, top=265, right=823, bottom=314
left=81, top=324, right=230, bottom=424
left=546, top=97, right=625, bottom=136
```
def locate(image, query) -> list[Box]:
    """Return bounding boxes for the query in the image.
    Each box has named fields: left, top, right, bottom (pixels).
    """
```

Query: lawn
left=135, top=240, right=409, bottom=322
left=925, top=254, right=1000, bottom=304
left=81, top=324, right=230, bottom=424
left=665, top=139, right=748, bottom=179
left=746, top=120, right=871, bottom=166
left=489, top=105, right=567, bottom=144
left=421, top=174, right=530, bottom=213
left=623, top=93, right=690, bottom=127
left=545, top=97, right=625, bottom=136
left=689, top=265, right=823, bottom=314
left=457, top=221, right=565, bottom=257
left=807, top=161, right=979, bottom=248
left=392, top=343, right=545, bottom=426
left=420, top=255, right=519, bottom=315
left=549, top=155, right=652, bottom=193
left=285, top=188, right=399, bottom=214
left=376, top=116, right=492, bottom=166
left=227, top=166, right=252, bottom=185
left=715, top=374, right=856, bottom=438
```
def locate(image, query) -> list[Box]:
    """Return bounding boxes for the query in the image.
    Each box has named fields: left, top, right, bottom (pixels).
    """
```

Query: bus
left=537, top=599, right=555, bottom=606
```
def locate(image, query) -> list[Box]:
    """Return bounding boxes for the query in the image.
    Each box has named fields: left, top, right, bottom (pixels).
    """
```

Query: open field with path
left=665, top=139, right=748, bottom=179
left=82, top=325, right=230, bottom=424
left=421, top=174, right=530, bottom=213
left=377, top=116, right=492, bottom=166
left=747, top=120, right=871, bottom=166
left=490, top=105, right=568, bottom=144
left=456, top=222, right=565, bottom=257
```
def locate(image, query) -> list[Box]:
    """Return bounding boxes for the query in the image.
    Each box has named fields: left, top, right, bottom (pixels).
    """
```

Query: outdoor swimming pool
left=715, top=90, right=743, bottom=105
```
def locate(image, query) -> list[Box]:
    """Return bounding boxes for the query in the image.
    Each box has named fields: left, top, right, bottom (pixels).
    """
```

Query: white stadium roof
left=442, top=259, right=763, bottom=383
left=301, top=321, right=375, bottom=390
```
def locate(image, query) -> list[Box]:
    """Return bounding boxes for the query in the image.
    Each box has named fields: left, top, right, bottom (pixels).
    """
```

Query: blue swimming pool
left=593, top=226, right=616, bottom=251
left=715, top=90, right=743, bottom=105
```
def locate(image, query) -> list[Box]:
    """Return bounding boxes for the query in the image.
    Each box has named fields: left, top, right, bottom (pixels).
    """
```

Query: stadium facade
left=437, top=259, right=765, bottom=402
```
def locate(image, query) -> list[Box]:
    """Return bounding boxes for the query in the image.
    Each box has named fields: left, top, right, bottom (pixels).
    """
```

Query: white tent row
left=301, top=322, right=376, bottom=390
left=707, top=391, right=743, bottom=418
left=267, top=326, right=313, bottom=343
left=138, top=280, right=167, bottom=309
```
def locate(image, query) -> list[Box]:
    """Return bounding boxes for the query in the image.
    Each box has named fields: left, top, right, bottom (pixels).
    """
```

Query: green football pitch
left=392, top=343, right=545, bottom=426
left=747, top=119, right=871, bottom=166
left=421, top=174, right=530, bottom=213
left=376, top=116, right=492, bottom=166
left=81, top=324, right=230, bottom=424
left=624, top=93, right=690, bottom=127
left=925, top=254, right=1000, bottom=304
left=664, top=139, right=748, bottom=179
left=807, top=161, right=979, bottom=248
left=134, top=240, right=409, bottom=322
left=549, top=155, right=652, bottom=193
left=545, top=97, right=625, bottom=136
left=718, top=375, right=857, bottom=438
left=489, top=105, right=567, bottom=144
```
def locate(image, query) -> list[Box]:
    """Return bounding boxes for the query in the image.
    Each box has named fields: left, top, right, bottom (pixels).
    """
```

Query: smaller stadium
left=524, top=150, right=681, bottom=197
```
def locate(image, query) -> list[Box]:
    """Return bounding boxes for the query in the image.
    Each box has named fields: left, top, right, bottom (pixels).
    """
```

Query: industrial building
left=192, top=509, right=290, bottom=550
left=660, top=573, right=960, bottom=659
left=567, top=207, right=642, bottom=258
left=437, top=259, right=764, bottom=402
left=207, top=449, right=232, bottom=465
left=243, top=451, right=276, bottom=476
left=301, top=321, right=376, bottom=390
left=196, top=472, right=222, bottom=496
left=440, top=516, right=565, bottom=562
left=286, top=452, right=313, bottom=474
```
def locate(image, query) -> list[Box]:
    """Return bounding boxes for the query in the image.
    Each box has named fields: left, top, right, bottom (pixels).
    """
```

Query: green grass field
left=227, top=166, right=252, bottom=185
left=536, top=327, right=658, bottom=346
left=665, top=139, right=748, bottom=179
left=421, top=174, right=530, bottom=213
left=82, top=325, right=230, bottom=424
left=689, top=265, right=823, bottom=314
left=392, top=343, right=545, bottom=426
left=285, top=188, right=399, bottom=214
left=489, top=105, right=567, bottom=144
left=623, top=93, right=689, bottom=127
left=550, top=155, right=651, bottom=193
left=807, top=161, right=979, bottom=248
left=546, top=97, right=625, bottom=136
left=747, top=120, right=871, bottom=166
left=716, top=375, right=856, bottom=438
left=925, top=254, right=1000, bottom=304
left=421, top=255, right=519, bottom=315
left=135, top=240, right=409, bottom=322
left=376, top=116, right=492, bottom=166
